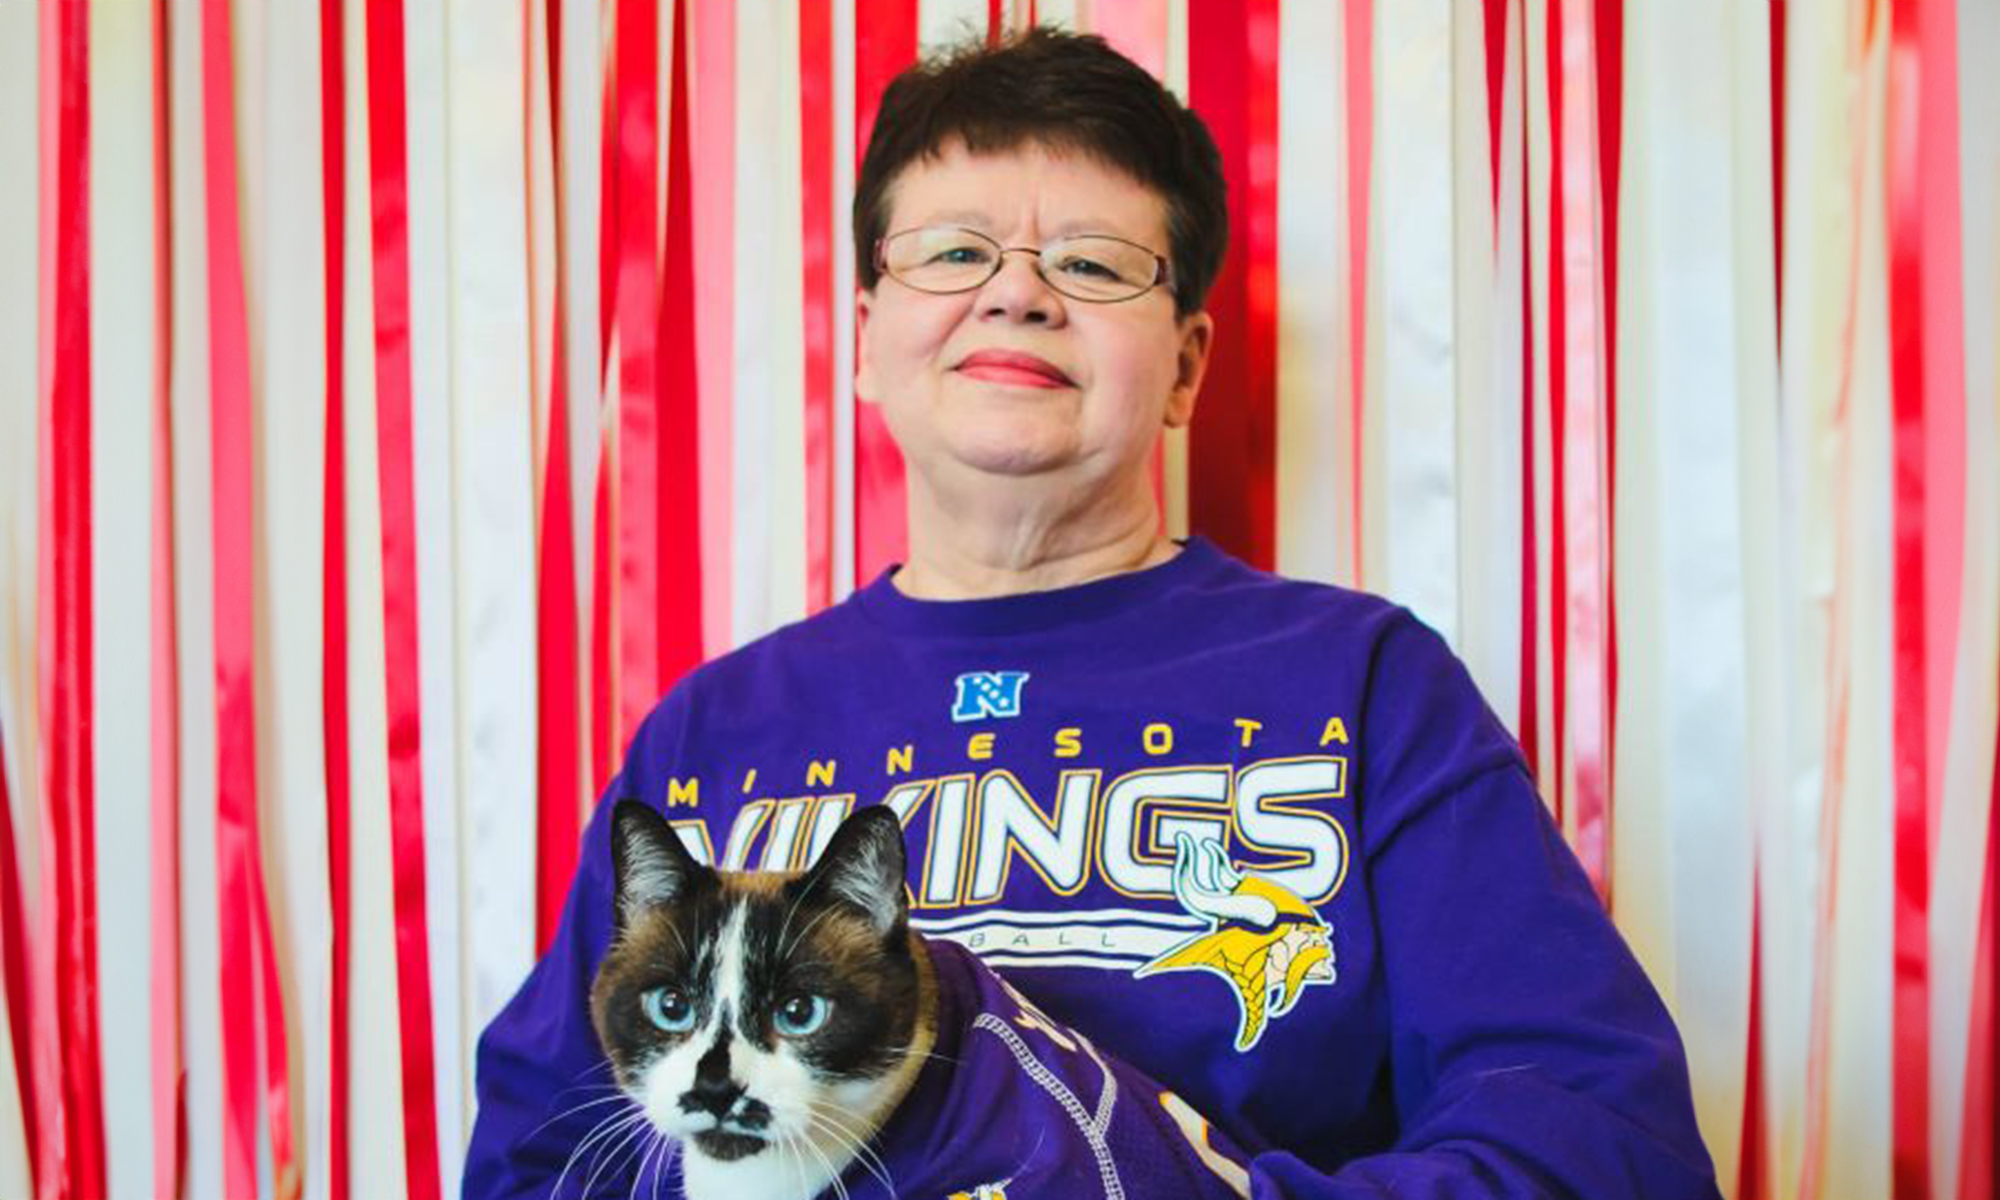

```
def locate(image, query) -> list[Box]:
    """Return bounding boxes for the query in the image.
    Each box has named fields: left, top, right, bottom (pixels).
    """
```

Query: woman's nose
left=976, top=250, right=1065, bottom=325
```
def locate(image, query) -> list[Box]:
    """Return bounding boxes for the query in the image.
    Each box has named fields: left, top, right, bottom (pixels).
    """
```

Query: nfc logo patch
left=951, top=671, right=1031, bottom=723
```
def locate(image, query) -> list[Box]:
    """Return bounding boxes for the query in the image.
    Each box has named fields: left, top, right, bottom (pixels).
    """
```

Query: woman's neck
left=893, top=474, right=1178, bottom=600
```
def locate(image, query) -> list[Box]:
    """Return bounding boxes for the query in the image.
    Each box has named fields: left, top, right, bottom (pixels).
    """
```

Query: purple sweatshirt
left=466, top=538, right=1722, bottom=1198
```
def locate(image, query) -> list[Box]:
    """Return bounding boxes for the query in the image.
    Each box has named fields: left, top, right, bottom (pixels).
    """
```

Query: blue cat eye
left=641, top=986, right=697, bottom=1034
left=773, top=994, right=830, bottom=1037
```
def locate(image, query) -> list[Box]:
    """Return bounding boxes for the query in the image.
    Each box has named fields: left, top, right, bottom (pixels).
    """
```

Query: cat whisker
left=562, top=1060, right=620, bottom=1087
left=648, top=1136, right=680, bottom=1200
left=624, top=1133, right=654, bottom=1200
left=1005, top=1128, right=1051, bottom=1187
left=861, top=1041, right=962, bottom=1076
left=774, top=879, right=815, bottom=959
left=655, top=916, right=690, bottom=961
left=549, top=1107, right=640, bottom=1197
left=628, top=1127, right=671, bottom=1200
left=551, top=1107, right=649, bottom=1200
left=774, top=1130, right=809, bottom=1200
left=779, top=902, right=842, bottom=961
left=800, top=1103, right=895, bottom=1196
left=579, top=1111, right=654, bottom=1200
left=588, top=1112, right=660, bottom=1192
left=788, top=1125, right=853, bottom=1200
left=525, top=1089, right=638, bottom=1142
left=776, top=864, right=837, bottom=953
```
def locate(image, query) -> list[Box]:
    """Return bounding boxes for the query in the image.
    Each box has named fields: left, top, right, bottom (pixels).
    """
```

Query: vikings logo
left=1135, top=834, right=1335, bottom=1051
left=947, top=1184, right=1009, bottom=1200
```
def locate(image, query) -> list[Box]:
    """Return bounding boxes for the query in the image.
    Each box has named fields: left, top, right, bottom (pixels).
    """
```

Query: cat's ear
left=610, top=800, right=710, bottom=932
left=795, top=805, right=908, bottom=941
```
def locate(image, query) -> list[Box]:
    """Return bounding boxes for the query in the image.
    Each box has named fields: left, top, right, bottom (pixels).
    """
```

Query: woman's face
left=856, top=142, right=1211, bottom=499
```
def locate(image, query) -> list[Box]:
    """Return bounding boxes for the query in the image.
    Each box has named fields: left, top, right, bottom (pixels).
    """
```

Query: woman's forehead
left=884, top=141, right=1170, bottom=243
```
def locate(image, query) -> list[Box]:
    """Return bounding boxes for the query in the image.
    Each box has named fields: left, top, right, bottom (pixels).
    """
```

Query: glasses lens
left=1040, top=237, right=1160, bottom=301
left=882, top=228, right=999, bottom=293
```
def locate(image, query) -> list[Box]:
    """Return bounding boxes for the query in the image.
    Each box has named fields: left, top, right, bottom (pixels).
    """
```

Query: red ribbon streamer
left=0, top=721, right=34, bottom=1192
left=1961, top=729, right=1996, bottom=1200
left=1483, top=0, right=1506, bottom=213
left=658, top=0, right=707, bottom=700
left=800, top=0, right=835, bottom=613
left=1188, top=0, right=1280, bottom=571
left=1543, top=0, right=1570, bottom=843
left=1343, top=0, right=1373, bottom=580
left=38, top=0, right=107, bottom=1193
left=363, top=0, right=444, bottom=1195
left=1594, top=0, right=1622, bottom=850
left=852, top=0, right=918, bottom=586
left=1740, top=876, right=1769, bottom=1200
left=596, top=14, right=619, bottom=395
left=1740, top=14, right=1780, bottom=1195
left=1507, top=0, right=1542, bottom=788
left=535, top=0, right=584, bottom=955
left=1547, top=0, right=1615, bottom=900
left=1771, top=0, right=1786, bottom=338
left=200, top=0, right=301, bottom=1191
left=149, top=0, right=184, bottom=1191
left=1886, top=1, right=1939, bottom=1194
left=613, top=0, right=662, bottom=755
left=318, top=0, right=353, bottom=1192
left=591, top=444, right=615, bottom=795
left=537, top=367, right=583, bottom=952
left=590, top=7, right=618, bottom=796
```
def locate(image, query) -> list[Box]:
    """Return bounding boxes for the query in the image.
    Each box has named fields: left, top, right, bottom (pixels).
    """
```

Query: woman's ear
left=1165, top=311, right=1214, bottom=429
left=854, top=288, right=879, bottom=403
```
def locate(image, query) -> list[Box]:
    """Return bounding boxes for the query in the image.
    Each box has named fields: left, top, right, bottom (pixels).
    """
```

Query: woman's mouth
left=954, top=350, right=1074, bottom=389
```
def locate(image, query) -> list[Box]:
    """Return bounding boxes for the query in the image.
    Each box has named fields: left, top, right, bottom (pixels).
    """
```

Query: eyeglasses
left=876, top=226, right=1174, bottom=304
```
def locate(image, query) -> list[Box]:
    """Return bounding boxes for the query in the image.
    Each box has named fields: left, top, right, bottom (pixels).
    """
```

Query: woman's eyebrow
left=1046, top=217, right=1132, bottom=239
left=918, top=209, right=994, bottom=228
left=910, top=212, right=1141, bottom=241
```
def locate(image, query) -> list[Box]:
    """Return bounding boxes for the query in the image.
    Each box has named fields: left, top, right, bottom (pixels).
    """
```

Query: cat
left=586, top=799, right=1256, bottom=1200
left=587, top=800, right=936, bottom=1200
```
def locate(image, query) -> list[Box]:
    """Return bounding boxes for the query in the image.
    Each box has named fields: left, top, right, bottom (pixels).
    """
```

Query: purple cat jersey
left=851, top=937, right=1254, bottom=1199
left=465, top=538, right=1723, bottom=1199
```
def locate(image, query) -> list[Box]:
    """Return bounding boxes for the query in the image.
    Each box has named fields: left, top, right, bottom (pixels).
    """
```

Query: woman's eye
left=1054, top=254, right=1119, bottom=279
left=641, top=986, right=697, bottom=1033
left=773, top=994, right=831, bottom=1037
left=931, top=245, right=991, bottom=266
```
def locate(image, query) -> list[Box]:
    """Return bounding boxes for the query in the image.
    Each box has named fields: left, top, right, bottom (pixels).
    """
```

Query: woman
left=465, top=28, right=1721, bottom=1199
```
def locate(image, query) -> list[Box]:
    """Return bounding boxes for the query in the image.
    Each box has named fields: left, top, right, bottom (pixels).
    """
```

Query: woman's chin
left=945, top=443, right=1077, bottom=479
left=934, top=427, right=1081, bottom=479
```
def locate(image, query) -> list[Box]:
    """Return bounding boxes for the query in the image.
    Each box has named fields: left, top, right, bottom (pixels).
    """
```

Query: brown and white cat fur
left=590, top=801, right=937, bottom=1200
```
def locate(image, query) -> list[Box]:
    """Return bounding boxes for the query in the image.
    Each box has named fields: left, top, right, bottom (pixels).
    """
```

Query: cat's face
left=590, top=803, right=926, bottom=1184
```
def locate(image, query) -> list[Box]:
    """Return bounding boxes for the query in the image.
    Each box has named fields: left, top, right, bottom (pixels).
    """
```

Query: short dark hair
left=853, top=27, right=1227, bottom=317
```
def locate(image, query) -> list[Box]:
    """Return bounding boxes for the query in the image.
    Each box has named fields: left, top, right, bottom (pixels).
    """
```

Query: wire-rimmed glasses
left=876, top=225, right=1174, bottom=304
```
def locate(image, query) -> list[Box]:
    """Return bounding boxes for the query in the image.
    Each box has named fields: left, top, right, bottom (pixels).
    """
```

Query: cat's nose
left=681, top=1074, right=746, bottom=1118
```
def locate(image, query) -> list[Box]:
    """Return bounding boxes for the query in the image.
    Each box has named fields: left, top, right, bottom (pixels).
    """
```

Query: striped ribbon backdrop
left=0, top=0, right=1994, bottom=1197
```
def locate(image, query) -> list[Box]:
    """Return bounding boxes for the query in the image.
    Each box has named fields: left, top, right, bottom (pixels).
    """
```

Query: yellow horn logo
left=1134, top=834, right=1335, bottom=1051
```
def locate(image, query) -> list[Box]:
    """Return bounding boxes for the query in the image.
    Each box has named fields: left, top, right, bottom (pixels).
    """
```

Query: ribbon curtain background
left=0, top=0, right=1994, bottom=1198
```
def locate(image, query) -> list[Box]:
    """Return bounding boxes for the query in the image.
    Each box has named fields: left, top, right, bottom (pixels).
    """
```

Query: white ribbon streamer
left=1373, top=0, right=1458, bottom=647
left=89, top=0, right=161, bottom=1193
left=445, top=0, right=541, bottom=1162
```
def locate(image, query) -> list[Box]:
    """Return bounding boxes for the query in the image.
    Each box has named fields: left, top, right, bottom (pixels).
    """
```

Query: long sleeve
left=461, top=788, right=629, bottom=1200
left=462, top=690, right=696, bottom=1200
left=1241, top=616, right=1721, bottom=1199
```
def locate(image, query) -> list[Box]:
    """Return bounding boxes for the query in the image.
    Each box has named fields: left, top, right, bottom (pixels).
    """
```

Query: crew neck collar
left=851, top=536, right=1226, bottom=638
